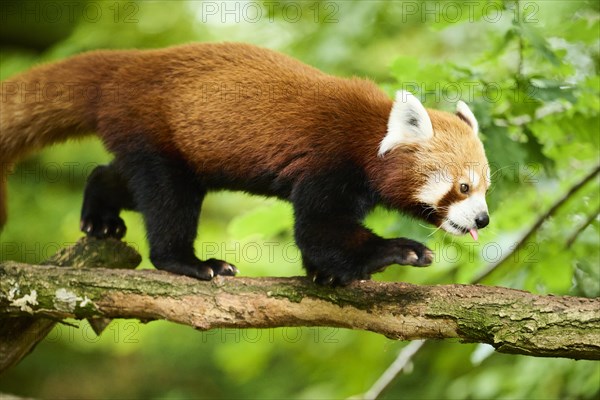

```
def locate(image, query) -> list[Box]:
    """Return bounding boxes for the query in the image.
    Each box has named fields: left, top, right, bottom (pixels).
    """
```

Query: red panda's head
left=376, top=91, right=490, bottom=239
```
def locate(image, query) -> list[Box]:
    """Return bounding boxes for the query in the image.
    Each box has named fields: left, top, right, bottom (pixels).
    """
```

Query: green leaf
left=522, top=127, right=555, bottom=176
left=572, top=260, right=600, bottom=298
left=516, top=23, right=561, bottom=66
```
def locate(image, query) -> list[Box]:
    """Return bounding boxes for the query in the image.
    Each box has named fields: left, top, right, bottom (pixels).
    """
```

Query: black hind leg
left=81, top=163, right=135, bottom=239
left=115, top=151, right=238, bottom=280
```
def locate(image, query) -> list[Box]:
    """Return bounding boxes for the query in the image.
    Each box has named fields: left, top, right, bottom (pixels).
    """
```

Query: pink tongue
left=469, top=228, right=479, bottom=241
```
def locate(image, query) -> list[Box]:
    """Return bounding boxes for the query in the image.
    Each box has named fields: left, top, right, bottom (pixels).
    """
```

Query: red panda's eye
left=460, top=183, right=470, bottom=194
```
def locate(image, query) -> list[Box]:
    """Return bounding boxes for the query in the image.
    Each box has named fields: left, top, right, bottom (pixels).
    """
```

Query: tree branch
left=0, top=238, right=141, bottom=373
left=1, top=260, right=598, bottom=361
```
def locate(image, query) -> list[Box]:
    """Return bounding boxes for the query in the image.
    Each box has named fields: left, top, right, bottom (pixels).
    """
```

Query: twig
left=516, top=0, right=525, bottom=80
left=360, top=340, right=426, bottom=400
left=565, top=204, right=600, bottom=249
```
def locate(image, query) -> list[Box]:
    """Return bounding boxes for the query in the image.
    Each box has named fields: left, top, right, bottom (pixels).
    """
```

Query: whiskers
left=424, top=223, right=444, bottom=237
left=419, top=205, right=451, bottom=238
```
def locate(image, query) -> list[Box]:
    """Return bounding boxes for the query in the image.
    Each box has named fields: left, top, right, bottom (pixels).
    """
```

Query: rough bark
left=0, top=238, right=141, bottom=372
left=1, top=247, right=598, bottom=361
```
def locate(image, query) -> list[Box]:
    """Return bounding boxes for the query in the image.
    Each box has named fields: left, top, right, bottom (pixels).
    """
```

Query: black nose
left=475, top=212, right=489, bottom=229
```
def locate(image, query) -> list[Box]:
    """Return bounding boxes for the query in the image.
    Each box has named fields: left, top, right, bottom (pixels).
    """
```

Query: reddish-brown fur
left=0, top=42, right=481, bottom=229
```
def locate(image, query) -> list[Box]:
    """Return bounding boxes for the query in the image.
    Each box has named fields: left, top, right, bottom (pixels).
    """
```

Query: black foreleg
left=291, top=166, right=433, bottom=286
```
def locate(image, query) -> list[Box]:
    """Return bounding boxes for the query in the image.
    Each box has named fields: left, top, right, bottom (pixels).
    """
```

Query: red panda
left=0, top=42, right=490, bottom=286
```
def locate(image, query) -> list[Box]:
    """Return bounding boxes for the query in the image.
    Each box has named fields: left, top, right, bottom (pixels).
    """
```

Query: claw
left=405, top=250, right=419, bottom=264
left=314, top=274, right=335, bottom=286
left=222, top=263, right=239, bottom=276
left=421, top=249, right=434, bottom=265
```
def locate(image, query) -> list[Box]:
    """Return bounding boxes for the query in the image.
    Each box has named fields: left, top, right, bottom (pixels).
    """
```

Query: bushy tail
left=0, top=172, right=6, bottom=228
left=0, top=53, right=105, bottom=229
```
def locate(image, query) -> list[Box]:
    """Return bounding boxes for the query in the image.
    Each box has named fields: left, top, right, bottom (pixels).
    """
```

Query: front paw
left=392, top=238, right=434, bottom=267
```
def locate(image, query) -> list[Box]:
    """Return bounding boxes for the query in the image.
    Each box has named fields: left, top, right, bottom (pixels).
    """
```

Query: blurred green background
left=0, top=0, right=599, bottom=398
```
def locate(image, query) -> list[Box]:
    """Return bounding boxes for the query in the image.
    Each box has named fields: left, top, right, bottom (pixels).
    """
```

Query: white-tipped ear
left=456, top=100, right=479, bottom=135
left=379, top=90, right=433, bottom=157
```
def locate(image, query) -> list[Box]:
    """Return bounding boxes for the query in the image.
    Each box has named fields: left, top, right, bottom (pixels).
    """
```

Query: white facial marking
left=417, top=171, right=453, bottom=206
left=379, top=90, right=433, bottom=157
left=456, top=101, right=479, bottom=135
left=471, top=171, right=480, bottom=188
left=443, top=193, right=488, bottom=234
